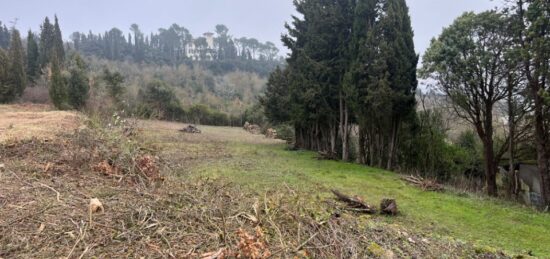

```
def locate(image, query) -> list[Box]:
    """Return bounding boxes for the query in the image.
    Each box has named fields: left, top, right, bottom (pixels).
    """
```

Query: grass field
left=1, top=108, right=549, bottom=257
left=140, top=121, right=550, bottom=257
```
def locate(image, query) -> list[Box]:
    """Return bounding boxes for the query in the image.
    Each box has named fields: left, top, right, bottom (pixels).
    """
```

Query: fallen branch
left=331, top=190, right=376, bottom=214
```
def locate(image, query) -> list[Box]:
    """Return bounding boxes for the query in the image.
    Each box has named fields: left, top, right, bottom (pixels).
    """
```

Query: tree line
left=262, top=0, right=550, bottom=207
left=71, top=23, right=281, bottom=66
left=262, top=0, right=417, bottom=168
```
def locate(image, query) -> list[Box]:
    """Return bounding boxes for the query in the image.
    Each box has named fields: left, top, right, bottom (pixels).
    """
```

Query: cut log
left=380, top=198, right=398, bottom=215
left=331, top=190, right=376, bottom=214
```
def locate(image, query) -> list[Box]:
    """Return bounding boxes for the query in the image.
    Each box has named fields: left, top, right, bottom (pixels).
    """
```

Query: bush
left=137, top=80, right=185, bottom=121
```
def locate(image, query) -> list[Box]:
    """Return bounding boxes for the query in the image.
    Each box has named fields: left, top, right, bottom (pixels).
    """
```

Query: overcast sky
left=1, top=0, right=500, bottom=56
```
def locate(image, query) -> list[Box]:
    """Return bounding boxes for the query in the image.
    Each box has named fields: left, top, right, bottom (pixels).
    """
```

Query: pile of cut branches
left=403, top=175, right=444, bottom=192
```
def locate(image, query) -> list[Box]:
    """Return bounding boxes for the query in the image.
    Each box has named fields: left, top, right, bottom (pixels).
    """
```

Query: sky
left=0, top=0, right=500, bottom=56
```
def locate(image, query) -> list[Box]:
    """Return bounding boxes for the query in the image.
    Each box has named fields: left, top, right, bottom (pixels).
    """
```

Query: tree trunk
left=358, top=126, right=366, bottom=164
left=481, top=103, right=498, bottom=196
left=342, top=103, right=349, bottom=161
left=386, top=118, right=400, bottom=170
left=532, top=84, right=550, bottom=207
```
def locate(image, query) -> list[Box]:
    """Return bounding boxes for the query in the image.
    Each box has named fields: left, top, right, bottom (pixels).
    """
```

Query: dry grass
left=0, top=104, right=81, bottom=143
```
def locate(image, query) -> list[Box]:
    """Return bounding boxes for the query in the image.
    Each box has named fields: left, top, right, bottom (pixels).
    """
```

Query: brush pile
left=180, top=125, right=201, bottom=134
left=403, top=175, right=444, bottom=192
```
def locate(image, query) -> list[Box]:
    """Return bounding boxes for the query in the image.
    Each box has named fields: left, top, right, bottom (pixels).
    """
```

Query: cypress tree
left=49, top=55, right=67, bottom=109
left=67, top=54, right=89, bottom=109
left=53, top=15, right=65, bottom=63
left=39, top=17, right=54, bottom=67
left=0, top=49, right=13, bottom=103
left=0, top=22, right=10, bottom=49
left=8, top=28, right=27, bottom=97
left=26, top=30, right=40, bottom=83
left=378, top=0, right=418, bottom=169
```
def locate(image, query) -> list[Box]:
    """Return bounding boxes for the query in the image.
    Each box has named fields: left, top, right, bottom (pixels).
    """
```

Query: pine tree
left=8, top=28, right=27, bottom=97
left=39, top=17, right=55, bottom=67
left=26, top=30, right=40, bottom=83
left=49, top=55, right=67, bottom=109
left=67, top=54, right=89, bottom=109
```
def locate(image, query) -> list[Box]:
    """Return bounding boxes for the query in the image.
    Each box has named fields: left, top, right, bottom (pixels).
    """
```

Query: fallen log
left=380, top=198, right=398, bottom=215
left=331, top=190, right=376, bottom=214
left=403, top=175, right=444, bottom=192
left=317, top=151, right=337, bottom=160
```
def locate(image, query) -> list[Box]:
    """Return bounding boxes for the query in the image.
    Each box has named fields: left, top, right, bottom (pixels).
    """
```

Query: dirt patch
left=0, top=104, right=81, bottom=143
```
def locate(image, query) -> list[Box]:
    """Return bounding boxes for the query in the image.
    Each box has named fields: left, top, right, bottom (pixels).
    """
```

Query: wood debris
left=403, top=175, right=444, bottom=192
left=331, top=190, right=377, bottom=214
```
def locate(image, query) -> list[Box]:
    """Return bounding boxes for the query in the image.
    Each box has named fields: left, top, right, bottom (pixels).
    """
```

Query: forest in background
left=0, top=18, right=280, bottom=125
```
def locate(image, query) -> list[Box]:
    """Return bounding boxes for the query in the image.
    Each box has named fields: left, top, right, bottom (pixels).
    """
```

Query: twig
left=39, top=183, right=61, bottom=202
left=294, top=232, right=319, bottom=252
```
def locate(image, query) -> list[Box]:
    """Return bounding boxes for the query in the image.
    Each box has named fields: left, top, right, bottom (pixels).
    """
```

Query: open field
left=0, top=106, right=549, bottom=258
left=140, top=120, right=550, bottom=258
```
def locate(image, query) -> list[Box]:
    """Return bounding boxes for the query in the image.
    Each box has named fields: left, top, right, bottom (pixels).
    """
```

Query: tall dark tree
left=39, top=17, right=55, bottom=67
left=53, top=15, right=65, bottom=62
left=260, top=66, right=290, bottom=124
left=378, top=0, right=418, bottom=169
left=0, top=49, right=13, bottom=103
left=0, top=22, right=10, bottom=49
left=7, top=28, right=26, bottom=97
left=48, top=56, right=67, bottom=109
left=26, top=30, right=40, bottom=83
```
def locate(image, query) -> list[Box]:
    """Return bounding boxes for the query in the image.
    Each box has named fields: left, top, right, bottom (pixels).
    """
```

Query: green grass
left=139, top=123, right=550, bottom=257
left=193, top=141, right=550, bottom=257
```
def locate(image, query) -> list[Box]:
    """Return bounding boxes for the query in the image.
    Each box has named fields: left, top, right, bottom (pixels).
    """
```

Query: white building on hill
left=186, top=32, right=216, bottom=61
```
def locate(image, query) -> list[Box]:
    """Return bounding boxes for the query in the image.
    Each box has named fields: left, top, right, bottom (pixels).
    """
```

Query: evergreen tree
left=26, top=30, right=40, bottom=83
left=102, top=68, right=125, bottom=105
left=0, top=49, right=13, bottom=103
left=53, top=15, right=65, bottom=63
left=67, top=54, right=89, bottom=109
left=0, top=22, right=10, bottom=49
left=39, top=17, right=55, bottom=67
left=260, top=66, right=290, bottom=124
left=377, top=0, right=418, bottom=169
left=49, top=56, right=67, bottom=109
left=8, top=28, right=26, bottom=97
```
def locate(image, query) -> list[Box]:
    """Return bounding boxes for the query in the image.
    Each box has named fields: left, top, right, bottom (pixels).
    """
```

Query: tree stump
left=380, top=198, right=398, bottom=215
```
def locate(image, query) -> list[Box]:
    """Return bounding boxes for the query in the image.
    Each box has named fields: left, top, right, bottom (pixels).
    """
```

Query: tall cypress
left=0, top=22, right=10, bottom=49
left=379, top=0, right=418, bottom=169
left=53, top=15, right=65, bottom=63
left=26, top=30, right=40, bottom=83
left=49, top=54, right=67, bottom=109
left=0, top=49, right=13, bottom=103
left=8, top=28, right=27, bottom=97
left=39, top=17, right=54, bottom=67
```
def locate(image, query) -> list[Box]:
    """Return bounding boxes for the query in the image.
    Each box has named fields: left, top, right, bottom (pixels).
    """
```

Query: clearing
left=1, top=106, right=549, bottom=258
